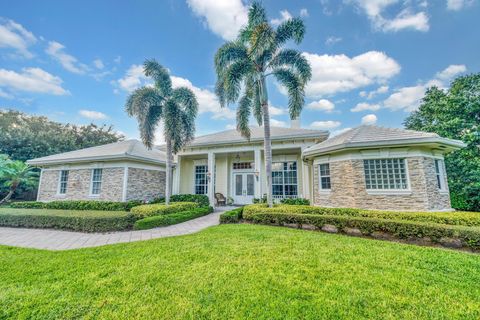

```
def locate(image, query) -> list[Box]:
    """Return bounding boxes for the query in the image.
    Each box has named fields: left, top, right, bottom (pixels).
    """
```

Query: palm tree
left=0, top=159, right=39, bottom=204
left=214, top=2, right=311, bottom=206
left=125, top=60, right=198, bottom=205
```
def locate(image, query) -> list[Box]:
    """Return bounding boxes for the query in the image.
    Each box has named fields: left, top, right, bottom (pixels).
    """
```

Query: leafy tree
left=214, top=2, right=311, bottom=206
left=125, top=59, right=198, bottom=205
left=0, top=110, right=123, bottom=162
left=0, top=157, right=39, bottom=204
left=404, top=73, right=480, bottom=211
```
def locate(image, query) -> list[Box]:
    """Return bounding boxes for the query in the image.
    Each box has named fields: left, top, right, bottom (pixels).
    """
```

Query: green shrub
left=10, top=200, right=143, bottom=212
left=134, top=206, right=213, bottom=230
left=152, top=194, right=210, bottom=207
left=280, top=198, right=310, bottom=206
left=220, top=207, right=243, bottom=224
left=243, top=204, right=480, bottom=227
left=10, top=201, right=46, bottom=209
left=0, top=208, right=134, bottom=232
left=130, top=202, right=198, bottom=219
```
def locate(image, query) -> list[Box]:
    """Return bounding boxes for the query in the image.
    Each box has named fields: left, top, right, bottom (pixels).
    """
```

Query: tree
left=404, top=73, right=480, bottom=211
left=0, top=110, right=123, bottom=162
left=125, top=59, right=198, bottom=205
left=214, top=2, right=311, bottom=207
left=0, top=157, right=39, bottom=204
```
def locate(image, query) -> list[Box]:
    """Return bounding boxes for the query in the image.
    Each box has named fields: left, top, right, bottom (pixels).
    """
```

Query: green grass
left=1, top=224, right=480, bottom=319
left=0, top=208, right=129, bottom=217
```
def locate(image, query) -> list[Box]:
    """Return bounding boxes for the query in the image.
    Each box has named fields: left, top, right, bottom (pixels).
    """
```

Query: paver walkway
left=0, top=206, right=235, bottom=251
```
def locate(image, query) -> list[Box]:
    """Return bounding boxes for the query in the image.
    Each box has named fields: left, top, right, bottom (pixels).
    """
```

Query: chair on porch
left=215, top=193, right=227, bottom=206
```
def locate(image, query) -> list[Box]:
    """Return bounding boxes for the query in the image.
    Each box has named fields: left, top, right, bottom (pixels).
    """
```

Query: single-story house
left=28, top=124, right=465, bottom=211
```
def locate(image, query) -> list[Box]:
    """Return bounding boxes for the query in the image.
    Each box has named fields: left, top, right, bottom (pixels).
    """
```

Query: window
left=194, top=165, right=208, bottom=195
left=272, top=161, right=298, bottom=198
left=58, top=170, right=69, bottom=194
left=435, top=159, right=445, bottom=190
left=319, top=163, right=331, bottom=190
left=233, top=162, right=253, bottom=170
left=91, top=169, right=103, bottom=195
left=363, top=159, right=408, bottom=190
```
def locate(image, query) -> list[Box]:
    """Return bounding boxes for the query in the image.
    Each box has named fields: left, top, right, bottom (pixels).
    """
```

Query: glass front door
left=233, top=173, right=255, bottom=204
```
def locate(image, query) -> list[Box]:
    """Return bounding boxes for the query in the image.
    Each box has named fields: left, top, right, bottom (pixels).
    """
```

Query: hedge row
left=130, top=202, right=198, bottom=219
left=243, top=204, right=480, bottom=227
left=153, top=194, right=210, bottom=207
left=134, top=206, right=214, bottom=230
left=10, top=200, right=143, bottom=212
left=0, top=210, right=135, bottom=232
left=245, top=212, right=480, bottom=250
left=220, top=207, right=243, bottom=224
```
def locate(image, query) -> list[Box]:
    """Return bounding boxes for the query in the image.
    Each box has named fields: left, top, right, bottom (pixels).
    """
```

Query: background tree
left=0, top=110, right=123, bottom=162
left=214, top=2, right=311, bottom=206
left=0, top=157, right=38, bottom=204
left=125, top=59, right=198, bottom=205
left=404, top=73, right=480, bottom=211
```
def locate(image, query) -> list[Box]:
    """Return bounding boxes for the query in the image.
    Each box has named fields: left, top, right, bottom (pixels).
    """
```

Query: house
left=28, top=124, right=465, bottom=211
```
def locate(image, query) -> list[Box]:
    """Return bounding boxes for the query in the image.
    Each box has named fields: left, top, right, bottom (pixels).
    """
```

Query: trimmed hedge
left=245, top=211, right=480, bottom=250
left=243, top=204, right=480, bottom=227
left=153, top=194, right=210, bottom=207
left=130, top=202, right=198, bottom=219
left=10, top=200, right=143, bottom=212
left=280, top=198, right=310, bottom=206
left=220, top=207, right=243, bottom=224
left=134, top=206, right=214, bottom=230
left=0, top=208, right=134, bottom=232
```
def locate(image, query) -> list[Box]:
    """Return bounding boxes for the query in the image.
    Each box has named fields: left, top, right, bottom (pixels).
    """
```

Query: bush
left=0, top=208, right=134, bottom=232
left=220, top=207, right=243, bottom=224
left=10, top=200, right=143, bottom=212
left=280, top=198, right=310, bottom=206
left=130, top=202, right=198, bottom=219
left=152, top=194, right=210, bottom=207
left=134, top=206, right=213, bottom=230
left=9, top=201, right=45, bottom=209
left=243, top=204, right=480, bottom=227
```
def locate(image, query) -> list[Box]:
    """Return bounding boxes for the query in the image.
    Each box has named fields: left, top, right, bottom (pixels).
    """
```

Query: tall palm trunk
left=165, top=139, right=172, bottom=205
left=259, top=77, right=273, bottom=207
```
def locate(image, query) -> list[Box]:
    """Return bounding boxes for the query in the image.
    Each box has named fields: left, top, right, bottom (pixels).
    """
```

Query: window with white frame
left=272, top=162, right=298, bottom=198
left=319, top=163, right=331, bottom=190
left=363, top=159, right=408, bottom=190
left=434, top=159, right=445, bottom=190
left=91, top=169, right=103, bottom=195
left=194, top=165, right=208, bottom=195
left=58, top=170, right=69, bottom=194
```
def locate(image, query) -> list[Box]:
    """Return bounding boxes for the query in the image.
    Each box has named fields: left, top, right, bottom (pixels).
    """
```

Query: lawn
left=1, top=224, right=480, bottom=319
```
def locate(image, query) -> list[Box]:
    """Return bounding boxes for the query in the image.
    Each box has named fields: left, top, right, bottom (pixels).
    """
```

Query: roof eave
left=27, top=154, right=168, bottom=167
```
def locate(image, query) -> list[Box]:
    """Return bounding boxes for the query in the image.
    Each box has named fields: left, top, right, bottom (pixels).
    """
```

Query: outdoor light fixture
left=254, top=170, right=259, bottom=181
left=235, top=153, right=241, bottom=162
left=206, top=171, right=211, bottom=182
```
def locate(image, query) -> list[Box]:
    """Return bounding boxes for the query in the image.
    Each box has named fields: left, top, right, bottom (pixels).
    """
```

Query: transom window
left=319, top=163, right=331, bottom=190
left=58, top=170, right=69, bottom=194
left=194, top=165, right=208, bottom=195
left=434, top=159, right=445, bottom=190
left=363, top=159, right=408, bottom=190
left=272, top=161, right=298, bottom=198
left=233, top=162, right=253, bottom=170
left=91, top=169, right=103, bottom=195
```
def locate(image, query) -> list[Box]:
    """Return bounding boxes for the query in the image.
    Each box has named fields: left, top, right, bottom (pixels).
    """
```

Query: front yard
left=1, top=224, right=479, bottom=319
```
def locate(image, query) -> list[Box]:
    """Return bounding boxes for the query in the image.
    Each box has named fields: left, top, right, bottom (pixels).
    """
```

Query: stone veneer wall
left=37, top=167, right=125, bottom=202
left=313, top=156, right=451, bottom=211
left=125, top=168, right=166, bottom=201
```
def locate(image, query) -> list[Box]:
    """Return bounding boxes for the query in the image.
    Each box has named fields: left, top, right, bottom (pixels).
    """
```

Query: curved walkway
left=0, top=207, right=235, bottom=251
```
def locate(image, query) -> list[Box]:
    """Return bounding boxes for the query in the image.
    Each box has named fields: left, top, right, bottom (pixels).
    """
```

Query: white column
left=301, top=147, right=310, bottom=200
left=207, top=152, right=215, bottom=206
left=254, top=148, right=262, bottom=198
left=173, top=155, right=181, bottom=195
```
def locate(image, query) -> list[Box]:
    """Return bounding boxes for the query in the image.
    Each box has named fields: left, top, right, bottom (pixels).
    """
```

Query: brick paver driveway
left=0, top=207, right=235, bottom=251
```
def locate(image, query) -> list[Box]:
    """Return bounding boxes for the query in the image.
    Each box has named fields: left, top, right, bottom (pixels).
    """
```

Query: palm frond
left=250, top=22, right=275, bottom=61
left=248, top=1, right=268, bottom=27
left=144, top=59, right=172, bottom=96
left=276, top=18, right=305, bottom=45
left=269, top=49, right=312, bottom=83
left=214, top=41, right=248, bottom=77
left=171, top=87, right=198, bottom=120
left=236, top=91, right=252, bottom=140
left=252, top=80, right=263, bottom=125
left=273, top=68, right=305, bottom=120
left=223, top=60, right=254, bottom=104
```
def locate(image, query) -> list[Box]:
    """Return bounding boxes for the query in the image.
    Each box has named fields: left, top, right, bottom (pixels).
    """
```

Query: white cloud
left=351, top=102, right=381, bottom=112
left=79, top=109, right=108, bottom=120
left=93, top=59, right=104, bottom=69
left=361, top=85, right=389, bottom=99
left=361, top=114, right=378, bottom=125
left=300, top=8, right=309, bottom=17
left=269, top=104, right=286, bottom=116
left=186, top=0, right=248, bottom=40
left=270, top=118, right=288, bottom=127
left=0, top=18, right=37, bottom=58
left=0, top=67, right=68, bottom=95
left=309, top=120, right=341, bottom=130
left=46, top=41, right=89, bottom=74
left=271, top=10, right=293, bottom=26
left=447, top=0, right=474, bottom=10
left=302, top=51, right=400, bottom=97
left=114, top=56, right=122, bottom=64
left=307, top=99, right=335, bottom=112
left=435, top=64, right=467, bottom=81
left=325, top=36, right=342, bottom=46
left=117, top=64, right=147, bottom=92
left=0, top=88, right=13, bottom=99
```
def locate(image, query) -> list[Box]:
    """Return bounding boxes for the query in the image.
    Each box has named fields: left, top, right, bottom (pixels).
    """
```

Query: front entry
left=233, top=172, right=255, bottom=205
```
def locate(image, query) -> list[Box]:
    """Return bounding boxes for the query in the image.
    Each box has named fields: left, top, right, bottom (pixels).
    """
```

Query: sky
left=0, top=0, right=478, bottom=143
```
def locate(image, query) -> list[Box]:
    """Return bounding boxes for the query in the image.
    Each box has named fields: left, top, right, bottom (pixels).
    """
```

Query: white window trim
left=364, top=158, right=412, bottom=195
left=435, top=159, right=448, bottom=193
left=89, top=168, right=102, bottom=197
left=272, top=161, right=299, bottom=198
left=56, top=170, right=68, bottom=196
left=193, top=164, right=208, bottom=195
left=318, top=163, right=331, bottom=193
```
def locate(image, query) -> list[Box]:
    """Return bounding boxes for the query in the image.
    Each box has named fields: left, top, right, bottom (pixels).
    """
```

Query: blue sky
left=0, top=0, right=478, bottom=142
